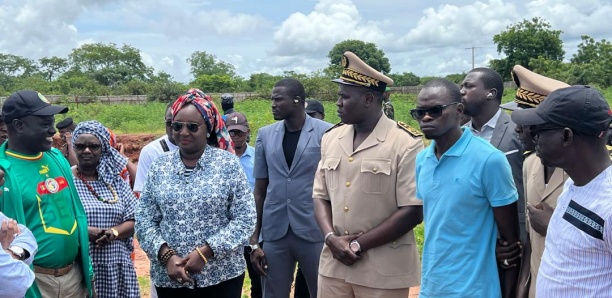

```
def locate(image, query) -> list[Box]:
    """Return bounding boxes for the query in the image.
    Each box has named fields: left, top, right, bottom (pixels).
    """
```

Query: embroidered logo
left=39, top=165, right=49, bottom=175
left=37, top=177, right=68, bottom=195
left=562, top=199, right=605, bottom=240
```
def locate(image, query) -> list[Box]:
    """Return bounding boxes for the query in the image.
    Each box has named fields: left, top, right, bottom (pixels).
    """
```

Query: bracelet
left=195, top=247, right=208, bottom=264
left=324, top=231, right=335, bottom=244
left=159, top=249, right=176, bottom=266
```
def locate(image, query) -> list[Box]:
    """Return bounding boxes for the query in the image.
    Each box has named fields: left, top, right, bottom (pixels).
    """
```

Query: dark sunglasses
left=410, top=103, right=459, bottom=120
left=530, top=126, right=566, bottom=142
left=171, top=121, right=206, bottom=133
left=165, top=120, right=172, bottom=127
left=229, top=131, right=246, bottom=137
left=74, top=143, right=102, bottom=151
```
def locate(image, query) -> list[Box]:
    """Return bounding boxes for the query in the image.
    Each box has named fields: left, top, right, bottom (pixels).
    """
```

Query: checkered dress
left=74, top=177, right=140, bottom=298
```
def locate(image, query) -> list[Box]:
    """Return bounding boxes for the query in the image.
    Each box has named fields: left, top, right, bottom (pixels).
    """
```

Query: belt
left=34, top=263, right=74, bottom=277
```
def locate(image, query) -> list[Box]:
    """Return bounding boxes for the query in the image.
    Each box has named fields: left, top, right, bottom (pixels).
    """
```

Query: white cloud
left=395, top=0, right=520, bottom=49
left=526, top=0, right=612, bottom=39
left=269, top=0, right=391, bottom=57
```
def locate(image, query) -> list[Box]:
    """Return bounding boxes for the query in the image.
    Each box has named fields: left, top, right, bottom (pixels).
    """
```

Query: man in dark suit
left=249, top=78, right=332, bottom=298
left=460, top=68, right=525, bottom=243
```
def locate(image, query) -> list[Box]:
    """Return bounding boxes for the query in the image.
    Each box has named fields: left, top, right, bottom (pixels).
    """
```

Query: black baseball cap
left=511, top=85, right=612, bottom=138
left=55, top=117, right=74, bottom=130
left=2, top=90, right=68, bottom=123
left=305, top=99, right=324, bottom=115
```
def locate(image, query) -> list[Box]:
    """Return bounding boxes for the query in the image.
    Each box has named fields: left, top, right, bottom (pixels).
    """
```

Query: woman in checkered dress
left=70, top=121, right=140, bottom=298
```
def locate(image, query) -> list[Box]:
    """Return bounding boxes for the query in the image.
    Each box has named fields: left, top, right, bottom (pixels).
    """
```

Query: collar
left=172, top=145, right=212, bottom=168
left=424, top=127, right=473, bottom=159
left=162, top=135, right=179, bottom=150
left=467, top=108, right=502, bottom=131
left=243, top=145, right=255, bottom=157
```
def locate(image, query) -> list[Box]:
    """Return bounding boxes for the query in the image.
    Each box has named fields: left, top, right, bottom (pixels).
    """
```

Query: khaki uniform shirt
left=523, top=154, right=567, bottom=298
left=312, top=115, right=424, bottom=289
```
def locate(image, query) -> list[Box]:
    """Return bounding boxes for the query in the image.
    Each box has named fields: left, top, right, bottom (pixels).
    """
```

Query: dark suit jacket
left=491, top=111, right=526, bottom=241
left=254, top=115, right=332, bottom=242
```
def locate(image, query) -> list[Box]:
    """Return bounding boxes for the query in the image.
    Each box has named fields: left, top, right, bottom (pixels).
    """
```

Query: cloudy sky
left=1, top=0, right=610, bottom=83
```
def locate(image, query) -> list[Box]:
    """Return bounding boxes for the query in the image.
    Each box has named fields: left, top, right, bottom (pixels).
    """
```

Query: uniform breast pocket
left=360, top=159, right=391, bottom=194
left=323, top=157, right=341, bottom=191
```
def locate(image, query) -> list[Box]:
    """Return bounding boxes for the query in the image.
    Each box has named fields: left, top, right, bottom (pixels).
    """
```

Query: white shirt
left=0, top=212, right=38, bottom=298
left=467, top=108, right=501, bottom=142
left=536, top=165, right=612, bottom=297
left=133, top=135, right=178, bottom=192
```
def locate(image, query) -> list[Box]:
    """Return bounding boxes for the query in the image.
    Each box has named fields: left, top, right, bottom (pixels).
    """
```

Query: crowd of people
left=0, top=49, right=610, bottom=298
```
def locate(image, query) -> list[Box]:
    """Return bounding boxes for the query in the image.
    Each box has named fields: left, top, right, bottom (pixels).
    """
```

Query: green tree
left=0, top=53, right=37, bottom=77
left=248, top=73, right=282, bottom=97
left=569, top=36, right=612, bottom=87
left=147, top=71, right=187, bottom=102
left=388, top=72, right=420, bottom=86
left=68, top=43, right=153, bottom=87
left=38, top=56, right=68, bottom=81
left=187, top=51, right=236, bottom=79
left=445, top=73, right=467, bottom=84
left=191, top=74, right=234, bottom=93
left=490, top=17, right=564, bottom=80
left=327, top=40, right=391, bottom=77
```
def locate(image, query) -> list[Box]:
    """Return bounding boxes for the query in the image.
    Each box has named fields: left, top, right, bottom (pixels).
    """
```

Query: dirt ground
left=59, top=133, right=420, bottom=297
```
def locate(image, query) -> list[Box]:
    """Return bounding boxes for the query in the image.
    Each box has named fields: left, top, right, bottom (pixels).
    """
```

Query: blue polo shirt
left=240, top=145, right=255, bottom=191
left=416, top=128, right=518, bottom=298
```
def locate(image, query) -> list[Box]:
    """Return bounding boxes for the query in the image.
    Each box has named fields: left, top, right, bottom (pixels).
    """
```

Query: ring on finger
left=177, top=277, right=183, bottom=283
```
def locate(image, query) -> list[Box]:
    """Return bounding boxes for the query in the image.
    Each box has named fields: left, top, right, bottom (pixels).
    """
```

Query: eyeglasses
left=530, top=126, right=565, bottom=142
left=165, top=120, right=172, bottom=127
left=171, top=121, right=206, bottom=133
left=229, top=131, right=246, bottom=137
left=74, top=143, right=102, bottom=151
left=410, top=103, right=459, bottom=120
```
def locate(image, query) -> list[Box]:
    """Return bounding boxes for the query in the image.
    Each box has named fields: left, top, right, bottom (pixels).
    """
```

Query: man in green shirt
left=0, top=90, right=94, bottom=298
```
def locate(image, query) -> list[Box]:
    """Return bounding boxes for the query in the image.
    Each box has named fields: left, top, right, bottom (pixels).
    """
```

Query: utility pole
left=465, top=46, right=484, bottom=69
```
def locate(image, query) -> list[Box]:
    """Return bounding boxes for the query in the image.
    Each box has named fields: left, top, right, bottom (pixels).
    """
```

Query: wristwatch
left=8, top=246, right=26, bottom=260
left=349, top=240, right=362, bottom=256
left=245, top=244, right=260, bottom=254
left=110, top=228, right=119, bottom=239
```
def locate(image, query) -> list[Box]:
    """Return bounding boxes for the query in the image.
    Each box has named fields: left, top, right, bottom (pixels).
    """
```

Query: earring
left=207, top=133, right=210, bottom=138
left=294, top=99, right=299, bottom=103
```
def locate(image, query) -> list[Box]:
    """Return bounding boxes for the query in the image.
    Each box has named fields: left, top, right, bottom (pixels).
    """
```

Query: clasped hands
left=327, top=232, right=363, bottom=266
left=87, top=227, right=116, bottom=248
left=1, top=218, right=20, bottom=250
left=166, top=246, right=209, bottom=285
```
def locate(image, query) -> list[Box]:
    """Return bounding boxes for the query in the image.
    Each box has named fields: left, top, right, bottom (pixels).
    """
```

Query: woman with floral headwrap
left=135, top=89, right=255, bottom=297
left=71, top=121, right=140, bottom=298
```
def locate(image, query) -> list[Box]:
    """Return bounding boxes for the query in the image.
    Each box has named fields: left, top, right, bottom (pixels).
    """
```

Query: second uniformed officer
left=313, top=51, right=424, bottom=298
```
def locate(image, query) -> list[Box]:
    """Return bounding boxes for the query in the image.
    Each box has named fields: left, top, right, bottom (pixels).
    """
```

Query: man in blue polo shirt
left=412, top=79, right=520, bottom=298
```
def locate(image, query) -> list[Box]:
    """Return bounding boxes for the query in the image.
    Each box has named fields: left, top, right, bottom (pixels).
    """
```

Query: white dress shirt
left=0, top=212, right=38, bottom=298
left=466, top=108, right=502, bottom=142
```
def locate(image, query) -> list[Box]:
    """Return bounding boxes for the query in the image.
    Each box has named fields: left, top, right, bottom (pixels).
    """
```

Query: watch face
left=9, top=246, right=24, bottom=258
left=350, top=242, right=360, bottom=253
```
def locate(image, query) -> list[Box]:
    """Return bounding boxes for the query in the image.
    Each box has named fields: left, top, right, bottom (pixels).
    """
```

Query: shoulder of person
left=396, top=121, right=423, bottom=138
left=325, top=122, right=344, bottom=134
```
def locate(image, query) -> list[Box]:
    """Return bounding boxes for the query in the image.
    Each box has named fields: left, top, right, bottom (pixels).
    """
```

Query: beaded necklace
left=77, top=171, right=119, bottom=204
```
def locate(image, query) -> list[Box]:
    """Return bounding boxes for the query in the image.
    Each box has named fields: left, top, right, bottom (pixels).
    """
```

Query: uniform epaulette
left=325, top=122, right=344, bottom=133
left=397, top=121, right=423, bottom=138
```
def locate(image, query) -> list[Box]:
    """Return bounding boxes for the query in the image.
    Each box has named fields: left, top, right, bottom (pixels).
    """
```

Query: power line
left=465, top=46, right=484, bottom=69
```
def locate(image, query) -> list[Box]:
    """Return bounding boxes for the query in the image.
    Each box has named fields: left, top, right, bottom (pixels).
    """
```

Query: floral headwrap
left=172, top=88, right=235, bottom=154
left=72, top=121, right=128, bottom=184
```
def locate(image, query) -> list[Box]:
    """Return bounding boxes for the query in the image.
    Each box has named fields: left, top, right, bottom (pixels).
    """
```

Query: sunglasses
left=171, top=121, right=206, bottom=133
left=165, top=120, right=172, bottom=127
left=74, top=143, right=102, bottom=151
left=530, top=126, right=566, bottom=142
left=229, top=131, right=246, bottom=137
left=410, top=103, right=459, bottom=120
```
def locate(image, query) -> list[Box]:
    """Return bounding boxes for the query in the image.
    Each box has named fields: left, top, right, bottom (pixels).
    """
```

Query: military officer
left=313, top=51, right=424, bottom=298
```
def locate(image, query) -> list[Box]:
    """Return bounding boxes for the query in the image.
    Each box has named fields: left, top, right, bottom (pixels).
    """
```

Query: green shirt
left=6, top=150, right=79, bottom=268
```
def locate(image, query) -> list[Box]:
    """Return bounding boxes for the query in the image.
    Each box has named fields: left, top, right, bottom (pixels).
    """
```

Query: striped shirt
left=536, top=165, right=612, bottom=297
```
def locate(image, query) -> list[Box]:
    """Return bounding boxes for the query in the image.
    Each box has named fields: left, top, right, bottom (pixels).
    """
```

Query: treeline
left=0, top=17, right=610, bottom=102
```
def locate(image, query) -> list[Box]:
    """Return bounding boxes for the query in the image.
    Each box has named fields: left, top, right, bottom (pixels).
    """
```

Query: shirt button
left=344, top=206, right=349, bottom=212
left=287, top=178, right=292, bottom=182
left=345, top=182, right=351, bottom=187
left=287, top=199, right=291, bottom=203
left=373, top=167, right=378, bottom=173
left=348, top=157, right=354, bottom=162
left=344, top=230, right=349, bottom=235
